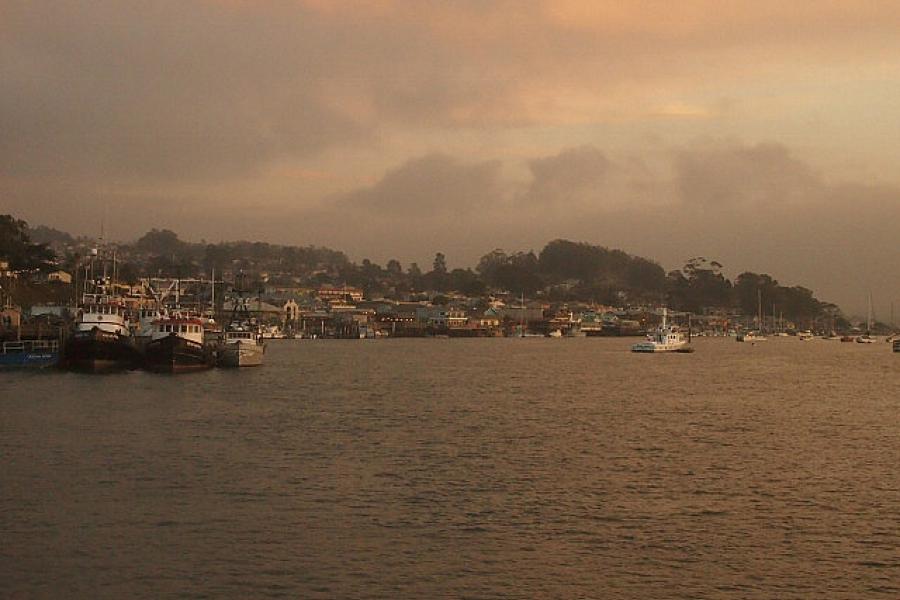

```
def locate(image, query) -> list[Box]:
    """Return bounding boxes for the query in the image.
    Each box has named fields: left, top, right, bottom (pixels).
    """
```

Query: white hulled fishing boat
left=217, top=277, right=266, bottom=367
left=631, top=309, right=690, bottom=353
left=218, top=324, right=265, bottom=367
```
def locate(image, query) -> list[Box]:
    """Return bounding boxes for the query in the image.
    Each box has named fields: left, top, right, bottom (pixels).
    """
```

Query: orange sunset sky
left=2, top=1, right=899, bottom=315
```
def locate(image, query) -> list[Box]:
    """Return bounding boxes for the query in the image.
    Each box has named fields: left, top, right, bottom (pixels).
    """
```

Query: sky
left=2, top=0, right=899, bottom=318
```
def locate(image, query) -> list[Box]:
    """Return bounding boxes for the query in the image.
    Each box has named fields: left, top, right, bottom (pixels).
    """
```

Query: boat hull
left=145, top=334, right=215, bottom=373
left=218, top=341, right=264, bottom=367
left=61, top=328, right=142, bottom=372
left=0, top=340, right=60, bottom=369
left=737, top=334, right=768, bottom=342
left=631, top=342, right=689, bottom=353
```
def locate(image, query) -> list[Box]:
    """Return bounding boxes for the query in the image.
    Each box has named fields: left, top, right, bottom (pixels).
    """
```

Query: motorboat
left=632, top=309, right=690, bottom=353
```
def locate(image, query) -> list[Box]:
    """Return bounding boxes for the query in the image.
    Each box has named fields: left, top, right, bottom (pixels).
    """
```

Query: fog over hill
left=4, top=2, right=899, bottom=318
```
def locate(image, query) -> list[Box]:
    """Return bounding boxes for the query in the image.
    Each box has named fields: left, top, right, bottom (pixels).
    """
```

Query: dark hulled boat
left=61, top=295, right=142, bottom=373
left=62, top=327, right=142, bottom=372
left=144, top=315, right=215, bottom=373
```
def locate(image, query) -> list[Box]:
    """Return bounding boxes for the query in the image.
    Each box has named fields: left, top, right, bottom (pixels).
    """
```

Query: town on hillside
left=1, top=214, right=894, bottom=344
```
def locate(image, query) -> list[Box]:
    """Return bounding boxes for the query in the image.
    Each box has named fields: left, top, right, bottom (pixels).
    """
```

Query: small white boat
left=857, top=293, right=877, bottom=344
left=798, top=330, right=814, bottom=341
left=632, top=309, right=690, bottom=353
left=547, top=329, right=563, bottom=338
left=219, top=325, right=265, bottom=367
left=737, top=331, right=767, bottom=342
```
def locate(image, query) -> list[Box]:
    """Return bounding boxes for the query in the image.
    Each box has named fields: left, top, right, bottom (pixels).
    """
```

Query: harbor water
left=2, top=338, right=898, bottom=598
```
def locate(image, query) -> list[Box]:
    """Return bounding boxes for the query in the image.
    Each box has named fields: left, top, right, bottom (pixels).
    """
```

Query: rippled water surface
left=2, top=338, right=899, bottom=598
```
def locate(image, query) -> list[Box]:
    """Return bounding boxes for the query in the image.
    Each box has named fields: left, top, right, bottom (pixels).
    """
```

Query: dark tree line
left=3, top=215, right=837, bottom=323
left=664, top=257, right=832, bottom=322
left=0, top=215, right=56, bottom=271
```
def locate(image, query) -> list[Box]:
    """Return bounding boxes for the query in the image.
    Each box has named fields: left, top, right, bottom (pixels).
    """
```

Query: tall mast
left=757, top=288, right=762, bottom=332
left=867, top=292, right=873, bottom=334
left=520, top=291, right=525, bottom=337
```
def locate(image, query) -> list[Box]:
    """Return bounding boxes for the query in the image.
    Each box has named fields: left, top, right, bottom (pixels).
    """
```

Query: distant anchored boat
left=631, top=309, right=691, bottom=353
left=736, top=331, right=768, bottom=342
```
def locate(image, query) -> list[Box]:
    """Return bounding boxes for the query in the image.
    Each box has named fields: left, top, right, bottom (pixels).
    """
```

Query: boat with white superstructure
left=61, top=288, right=142, bottom=372
left=144, top=312, right=215, bottom=373
left=218, top=324, right=265, bottom=367
left=631, top=309, right=690, bottom=353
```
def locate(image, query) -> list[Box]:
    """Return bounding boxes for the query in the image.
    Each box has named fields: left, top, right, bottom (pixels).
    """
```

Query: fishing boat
left=218, top=324, right=265, bottom=367
left=0, top=339, right=60, bottom=369
left=61, top=292, right=142, bottom=372
left=217, top=276, right=266, bottom=367
left=133, top=304, right=167, bottom=353
left=144, top=313, right=215, bottom=373
left=893, top=338, right=900, bottom=353
left=797, top=330, right=814, bottom=341
left=632, top=308, right=690, bottom=353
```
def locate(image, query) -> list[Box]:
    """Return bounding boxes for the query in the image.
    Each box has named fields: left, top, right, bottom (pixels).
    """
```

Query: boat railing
left=1, top=339, right=60, bottom=354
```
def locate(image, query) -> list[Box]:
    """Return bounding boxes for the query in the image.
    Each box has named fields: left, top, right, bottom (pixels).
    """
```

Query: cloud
left=674, top=141, right=822, bottom=209
left=338, top=154, right=504, bottom=217
left=5, top=0, right=900, bottom=188
left=298, top=140, right=900, bottom=317
left=4, top=1, right=900, bottom=316
left=524, top=146, right=611, bottom=204
left=0, top=1, right=370, bottom=182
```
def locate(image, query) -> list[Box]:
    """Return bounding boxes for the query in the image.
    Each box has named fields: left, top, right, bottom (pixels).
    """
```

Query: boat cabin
left=151, top=318, right=205, bottom=344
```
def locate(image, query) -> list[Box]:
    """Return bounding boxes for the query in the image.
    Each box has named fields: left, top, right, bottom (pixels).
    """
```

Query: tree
left=426, top=253, right=450, bottom=291
left=475, top=249, right=509, bottom=283
left=432, top=252, right=447, bottom=275
left=0, top=215, right=56, bottom=271
left=135, top=228, right=183, bottom=255
left=448, top=268, right=486, bottom=297
left=733, top=272, right=778, bottom=316
left=386, top=259, right=402, bottom=275
left=679, top=257, right=732, bottom=311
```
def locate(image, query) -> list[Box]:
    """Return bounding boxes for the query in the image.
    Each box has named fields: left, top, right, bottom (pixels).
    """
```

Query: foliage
left=0, top=215, right=56, bottom=271
left=2, top=213, right=841, bottom=323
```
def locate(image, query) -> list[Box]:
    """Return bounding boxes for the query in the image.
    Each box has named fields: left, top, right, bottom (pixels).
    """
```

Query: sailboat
left=856, top=293, right=876, bottom=344
left=737, top=289, right=767, bottom=342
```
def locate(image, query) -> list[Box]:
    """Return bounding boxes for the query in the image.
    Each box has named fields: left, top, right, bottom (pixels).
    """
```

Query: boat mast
left=520, top=291, right=525, bottom=337
left=867, top=292, right=873, bottom=335
left=757, top=288, right=762, bottom=333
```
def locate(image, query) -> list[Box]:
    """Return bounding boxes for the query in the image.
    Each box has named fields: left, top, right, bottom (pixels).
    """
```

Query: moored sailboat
left=856, top=292, right=876, bottom=343
left=737, top=289, right=767, bottom=342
